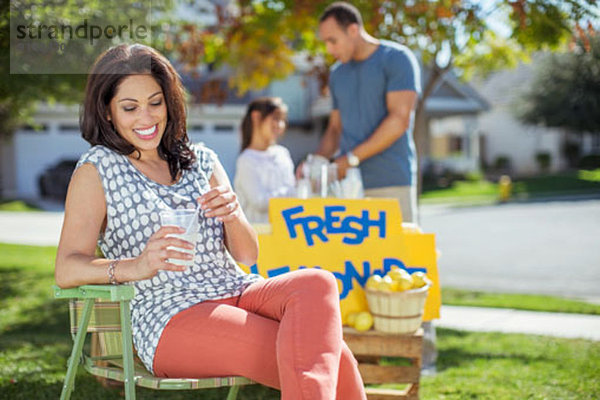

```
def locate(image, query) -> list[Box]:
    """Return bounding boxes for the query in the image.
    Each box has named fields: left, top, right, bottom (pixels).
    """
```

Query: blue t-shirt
left=329, top=40, right=421, bottom=188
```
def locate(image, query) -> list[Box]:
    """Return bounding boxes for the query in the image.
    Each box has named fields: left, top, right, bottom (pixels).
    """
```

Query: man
left=314, top=2, right=437, bottom=373
left=314, top=1, right=421, bottom=223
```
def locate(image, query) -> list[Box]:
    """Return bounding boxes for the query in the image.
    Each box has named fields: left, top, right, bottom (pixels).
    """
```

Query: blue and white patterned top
left=75, top=144, right=263, bottom=373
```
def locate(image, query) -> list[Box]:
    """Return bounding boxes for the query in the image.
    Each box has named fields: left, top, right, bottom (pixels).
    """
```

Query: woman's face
left=108, top=74, right=167, bottom=154
left=258, top=108, right=287, bottom=145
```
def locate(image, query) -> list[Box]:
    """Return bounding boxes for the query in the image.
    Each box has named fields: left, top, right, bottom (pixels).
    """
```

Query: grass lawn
left=442, top=287, right=600, bottom=315
left=1, top=243, right=599, bottom=399
left=421, top=169, right=600, bottom=204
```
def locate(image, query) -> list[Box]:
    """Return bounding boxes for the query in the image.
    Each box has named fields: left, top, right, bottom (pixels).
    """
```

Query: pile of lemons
left=345, top=268, right=432, bottom=332
left=366, top=268, right=431, bottom=293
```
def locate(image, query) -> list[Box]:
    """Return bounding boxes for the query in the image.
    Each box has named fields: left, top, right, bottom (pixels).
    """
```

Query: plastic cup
left=341, top=167, right=365, bottom=199
left=159, top=209, right=199, bottom=267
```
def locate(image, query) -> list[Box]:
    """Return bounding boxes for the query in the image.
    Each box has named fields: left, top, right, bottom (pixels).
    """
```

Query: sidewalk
left=0, top=211, right=64, bottom=246
left=1, top=210, right=600, bottom=341
left=437, top=305, right=600, bottom=341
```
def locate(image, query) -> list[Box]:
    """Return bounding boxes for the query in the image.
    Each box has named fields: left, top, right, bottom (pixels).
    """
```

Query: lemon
left=387, top=268, right=410, bottom=282
left=346, top=312, right=359, bottom=327
left=365, top=274, right=382, bottom=290
left=396, top=275, right=413, bottom=292
left=377, top=275, right=398, bottom=292
left=411, top=271, right=431, bottom=289
left=353, top=311, right=374, bottom=332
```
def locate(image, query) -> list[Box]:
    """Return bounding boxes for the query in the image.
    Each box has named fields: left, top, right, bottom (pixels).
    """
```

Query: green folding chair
left=54, top=284, right=255, bottom=400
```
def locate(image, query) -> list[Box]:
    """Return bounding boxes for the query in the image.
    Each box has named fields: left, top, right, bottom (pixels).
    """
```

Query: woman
left=234, top=97, right=296, bottom=223
left=55, top=44, right=366, bottom=400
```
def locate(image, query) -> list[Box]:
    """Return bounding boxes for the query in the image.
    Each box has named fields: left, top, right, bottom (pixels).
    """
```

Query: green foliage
left=519, top=35, right=600, bottom=134
left=167, top=1, right=599, bottom=96
left=0, top=0, right=175, bottom=139
left=454, top=30, right=529, bottom=80
left=535, top=152, right=551, bottom=172
left=579, top=156, right=600, bottom=170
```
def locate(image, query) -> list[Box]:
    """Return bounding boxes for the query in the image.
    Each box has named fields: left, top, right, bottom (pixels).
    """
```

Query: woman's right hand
left=132, top=226, right=194, bottom=280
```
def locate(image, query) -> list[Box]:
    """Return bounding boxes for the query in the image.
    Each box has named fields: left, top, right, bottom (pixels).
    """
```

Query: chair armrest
left=53, top=284, right=135, bottom=301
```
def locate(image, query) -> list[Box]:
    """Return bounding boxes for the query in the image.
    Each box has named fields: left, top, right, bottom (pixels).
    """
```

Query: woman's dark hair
left=80, top=44, right=195, bottom=181
left=319, top=2, right=363, bottom=29
left=240, top=97, right=287, bottom=151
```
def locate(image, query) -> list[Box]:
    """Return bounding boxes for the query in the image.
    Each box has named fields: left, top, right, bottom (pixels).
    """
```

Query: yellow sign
left=241, top=198, right=441, bottom=322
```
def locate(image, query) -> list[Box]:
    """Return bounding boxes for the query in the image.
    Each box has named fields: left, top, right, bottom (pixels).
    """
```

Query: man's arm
left=334, top=90, right=417, bottom=178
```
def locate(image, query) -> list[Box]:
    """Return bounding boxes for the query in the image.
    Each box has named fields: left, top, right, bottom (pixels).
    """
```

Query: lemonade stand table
left=343, top=327, right=423, bottom=400
left=244, top=198, right=441, bottom=399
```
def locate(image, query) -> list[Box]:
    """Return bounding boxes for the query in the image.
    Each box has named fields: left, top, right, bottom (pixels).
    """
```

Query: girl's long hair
left=240, top=97, right=287, bottom=152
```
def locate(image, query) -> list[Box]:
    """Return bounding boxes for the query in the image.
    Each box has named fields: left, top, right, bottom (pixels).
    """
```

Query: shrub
left=493, top=155, right=511, bottom=170
left=578, top=154, right=600, bottom=170
left=535, top=152, right=551, bottom=172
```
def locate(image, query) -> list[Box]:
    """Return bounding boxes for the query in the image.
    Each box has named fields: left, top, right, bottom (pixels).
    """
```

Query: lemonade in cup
left=159, top=208, right=199, bottom=267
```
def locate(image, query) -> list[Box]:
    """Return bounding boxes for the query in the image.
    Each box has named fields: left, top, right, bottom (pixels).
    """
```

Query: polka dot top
left=75, top=144, right=263, bottom=374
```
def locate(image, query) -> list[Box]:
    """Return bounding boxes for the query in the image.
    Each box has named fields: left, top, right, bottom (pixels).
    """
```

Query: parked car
left=38, top=159, right=78, bottom=201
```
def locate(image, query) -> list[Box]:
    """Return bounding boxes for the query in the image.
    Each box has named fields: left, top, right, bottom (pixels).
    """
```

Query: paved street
left=420, top=198, right=600, bottom=301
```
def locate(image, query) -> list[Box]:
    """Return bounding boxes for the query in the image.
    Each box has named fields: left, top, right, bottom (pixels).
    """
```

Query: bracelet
left=107, top=260, right=119, bottom=285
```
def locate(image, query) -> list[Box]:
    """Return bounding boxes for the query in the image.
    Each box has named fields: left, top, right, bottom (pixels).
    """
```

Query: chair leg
left=226, top=385, right=240, bottom=400
left=119, top=300, right=136, bottom=400
left=60, top=299, right=94, bottom=400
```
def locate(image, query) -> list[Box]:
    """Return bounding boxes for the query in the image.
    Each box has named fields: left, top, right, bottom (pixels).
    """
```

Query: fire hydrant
left=498, top=175, right=512, bottom=203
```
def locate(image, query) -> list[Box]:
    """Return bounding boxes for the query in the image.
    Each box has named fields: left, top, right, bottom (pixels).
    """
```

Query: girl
left=234, top=97, right=296, bottom=223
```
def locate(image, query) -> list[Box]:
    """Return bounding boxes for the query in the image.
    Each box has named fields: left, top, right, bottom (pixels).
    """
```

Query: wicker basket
left=365, top=284, right=430, bottom=334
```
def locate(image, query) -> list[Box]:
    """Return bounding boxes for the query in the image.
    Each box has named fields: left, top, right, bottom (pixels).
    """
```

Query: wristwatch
left=347, top=151, right=360, bottom=167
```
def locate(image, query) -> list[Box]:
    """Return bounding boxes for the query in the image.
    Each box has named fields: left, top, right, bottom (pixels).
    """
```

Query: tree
left=0, top=0, right=175, bottom=140
left=518, top=31, right=600, bottom=137
left=168, top=0, right=599, bottom=189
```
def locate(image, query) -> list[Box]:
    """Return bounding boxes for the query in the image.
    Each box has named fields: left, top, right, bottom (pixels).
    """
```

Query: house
left=474, top=54, right=600, bottom=176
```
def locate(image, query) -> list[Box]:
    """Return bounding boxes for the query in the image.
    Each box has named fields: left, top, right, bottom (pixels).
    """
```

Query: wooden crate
left=343, top=327, right=423, bottom=400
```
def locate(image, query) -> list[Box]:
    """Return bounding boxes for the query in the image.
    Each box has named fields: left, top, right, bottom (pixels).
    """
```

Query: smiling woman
left=79, top=44, right=194, bottom=182
left=54, top=43, right=366, bottom=399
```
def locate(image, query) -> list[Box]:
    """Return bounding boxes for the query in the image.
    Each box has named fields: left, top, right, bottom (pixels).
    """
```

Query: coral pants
left=153, top=269, right=366, bottom=400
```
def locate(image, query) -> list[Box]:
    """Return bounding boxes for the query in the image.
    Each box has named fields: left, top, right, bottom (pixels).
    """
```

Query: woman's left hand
left=198, top=185, right=241, bottom=223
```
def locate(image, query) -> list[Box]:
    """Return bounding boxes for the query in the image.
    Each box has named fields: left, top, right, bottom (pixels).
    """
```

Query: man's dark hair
left=319, top=2, right=363, bottom=29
